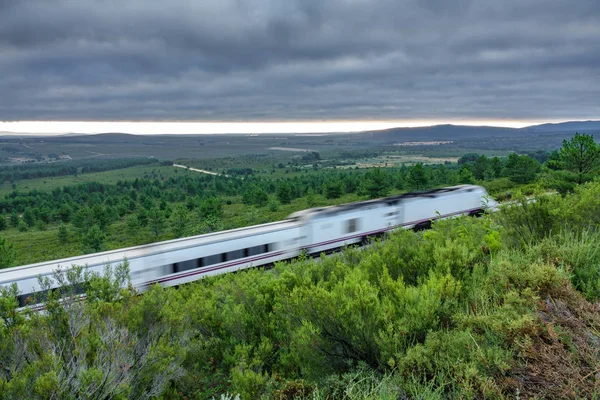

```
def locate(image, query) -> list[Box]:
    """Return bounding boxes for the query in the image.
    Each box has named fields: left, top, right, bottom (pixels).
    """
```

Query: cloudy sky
left=1, top=0, right=599, bottom=133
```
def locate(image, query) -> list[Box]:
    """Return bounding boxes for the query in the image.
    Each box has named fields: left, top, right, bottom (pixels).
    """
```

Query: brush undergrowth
left=2, top=181, right=600, bottom=399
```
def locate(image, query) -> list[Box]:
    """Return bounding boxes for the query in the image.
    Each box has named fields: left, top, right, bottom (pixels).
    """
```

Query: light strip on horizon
left=0, top=119, right=559, bottom=135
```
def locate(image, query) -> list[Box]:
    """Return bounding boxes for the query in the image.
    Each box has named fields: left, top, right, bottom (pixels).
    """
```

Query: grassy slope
left=0, top=165, right=182, bottom=197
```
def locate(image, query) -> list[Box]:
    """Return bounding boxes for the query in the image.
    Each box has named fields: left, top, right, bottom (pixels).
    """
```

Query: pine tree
left=9, top=212, right=18, bottom=228
left=407, top=163, right=428, bottom=190
left=148, top=207, right=166, bottom=239
left=83, top=224, right=105, bottom=253
left=57, top=222, right=69, bottom=244
left=170, top=205, right=188, bottom=237
left=559, top=132, right=600, bottom=184
left=0, top=236, right=16, bottom=268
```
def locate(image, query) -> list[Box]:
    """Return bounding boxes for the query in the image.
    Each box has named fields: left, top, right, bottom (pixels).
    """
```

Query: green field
left=0, top=165, right=183, bottom=196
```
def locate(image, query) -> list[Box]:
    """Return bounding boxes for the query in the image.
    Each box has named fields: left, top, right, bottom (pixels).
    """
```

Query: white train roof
left=287, top=185, right=485, bottom=220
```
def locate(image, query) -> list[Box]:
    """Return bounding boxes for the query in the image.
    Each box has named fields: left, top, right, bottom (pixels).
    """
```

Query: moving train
left=0, top=184, right=497, bottom=306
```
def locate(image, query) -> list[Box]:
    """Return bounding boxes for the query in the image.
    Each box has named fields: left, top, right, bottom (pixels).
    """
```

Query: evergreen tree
left=503, top=153, right=539, bottom=184
left=458, top=166, right=476, bottom=184
left=170, top=204, right=188, bottom=237
left=73, top=206, right=95, bottom=233
left=82, top=224, right=105, bottom=253
left=0, top=236, right=16, bottom=268
left=125, top=214, right=141, bottom=238
left=306, top=188, right=316, bottom=208
left=268, top=197, right=279, bottom=212
left=57, top=204, right=72, bottom=222
left=472, top=156, right=490, bottom=180
left=407, top=163, right=428, bottom=190
left=148, top=207, right=166, bottom=239
left=57, top=222, right=68, bottom=244
left=362, top=168, right=390, bottom=199
left=17, top=221, right=28, bottom=232
left=559, top=132, right=600, bottom=184
left=276, top=183, right=293, bottom=204
left=22, top=207, right=35, bottom=228
left=490, top=157, right=503, bottom=178
left=9, top=212, right=18, bottom=228
left=324, top=181, right=343, bottom=199
left=137, top=208, right=149, bottom=227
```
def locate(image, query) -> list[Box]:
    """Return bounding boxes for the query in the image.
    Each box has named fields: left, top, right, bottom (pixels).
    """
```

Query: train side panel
left=402, top=188, right=486, bottom=228
left=136, top=225, right=302, bottom=289
left=306, top=202, right=398, bottom=254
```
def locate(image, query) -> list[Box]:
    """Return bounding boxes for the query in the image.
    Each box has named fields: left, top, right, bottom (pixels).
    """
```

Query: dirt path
left=173, top=164, right=229, bottom=177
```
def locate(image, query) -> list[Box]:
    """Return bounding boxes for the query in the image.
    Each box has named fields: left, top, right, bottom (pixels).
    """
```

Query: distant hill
left=363, top=124, right=518, bottom=142
left=523, top=120, right=600, bottom=133
left=362, top=120, right=600, bottom=143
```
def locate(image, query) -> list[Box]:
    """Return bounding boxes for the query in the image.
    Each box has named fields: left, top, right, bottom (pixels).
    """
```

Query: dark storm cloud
left=1, top=0, right=599, bottom=121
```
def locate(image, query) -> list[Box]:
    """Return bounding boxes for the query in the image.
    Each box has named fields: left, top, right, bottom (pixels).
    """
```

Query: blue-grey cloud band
left=1, top=0, right=599, bottom=121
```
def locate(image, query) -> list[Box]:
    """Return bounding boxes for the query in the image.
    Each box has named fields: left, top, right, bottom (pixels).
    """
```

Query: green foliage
left=503, top=153, right=540, bottom=184
left=0, top=262, right=186, bottom=399
left=82, top=224, right=105, bottom=253
left=360, top=168, right=390, bottom=199
left=125, top=214, right=141, bottom=240
left=558, top=132, right=600, bottom=184
left=9, top=211, right=19, bottom=228
left=458, top=153, right=480, bottom=165
left=170, top=204, right=189, bottom=237
left=22, top=207, right=35, bottom=227
left=468, top=155, right=487, bottom=180
left=198, top=197, right=224, bottom=219
left=4, top=182, right=600, bottom=398
left=56, top=222, right=69, bottom=244
left=0, top=236, right=16, bottom=268
left=276, top=182, right=294, bottom=204
left=324, top=181, right=343, bottom=199
left=148, top=207, right=166, bottom=239
left=407, top=163, right=428, bottom=190
left=17, top=220, right=27, bottom=232
left=458, top=165, right=476, bottom=183
left=264, top=196, right=278, bottom=213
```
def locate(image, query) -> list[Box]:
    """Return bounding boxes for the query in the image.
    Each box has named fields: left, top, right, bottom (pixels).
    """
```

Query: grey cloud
left=1, top=0, right=599, bottom=122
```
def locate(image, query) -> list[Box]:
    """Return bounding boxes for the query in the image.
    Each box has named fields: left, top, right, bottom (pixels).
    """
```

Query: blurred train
left=0, top=184, right=496, bottom=306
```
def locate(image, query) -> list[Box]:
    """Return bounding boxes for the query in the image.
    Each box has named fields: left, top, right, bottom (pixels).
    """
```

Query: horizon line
left=0, top=118, right=593, bottom=135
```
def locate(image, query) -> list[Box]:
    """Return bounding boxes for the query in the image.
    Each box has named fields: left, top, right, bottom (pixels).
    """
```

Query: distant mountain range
left=522, top=120, right=600, bottom=133
left=0, top=120, right=598, bottom=140
left=363, top=120, right=600, bottom=142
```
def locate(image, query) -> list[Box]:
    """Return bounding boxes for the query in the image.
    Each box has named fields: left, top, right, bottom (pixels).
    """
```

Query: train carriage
left=0, top=184, right=497, bottom=307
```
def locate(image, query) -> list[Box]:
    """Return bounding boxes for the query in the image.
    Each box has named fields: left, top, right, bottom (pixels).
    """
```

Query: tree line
left=0, top=157, right=164, bottom=183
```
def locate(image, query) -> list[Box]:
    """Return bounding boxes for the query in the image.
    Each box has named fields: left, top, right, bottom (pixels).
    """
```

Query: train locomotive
left=0, top=184, right=497, bottom=306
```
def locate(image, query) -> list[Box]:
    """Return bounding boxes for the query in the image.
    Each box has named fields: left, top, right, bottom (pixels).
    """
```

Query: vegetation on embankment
left=2, top=181, right=600, bottom=399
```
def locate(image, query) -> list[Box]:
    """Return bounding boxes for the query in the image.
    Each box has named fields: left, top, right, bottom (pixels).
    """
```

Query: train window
left=226, top=249, right=245, bottom=261
left=247, top=245, right=266, bottom=257
left=202, top=253, right=222, bottom=266
left=17, top=293, right=33, bottom=308
left=174, top=259, right=198, bottom=273
left=267, top=243, right=276, bottom=252
left=345, top=218, right=360, bottom=233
